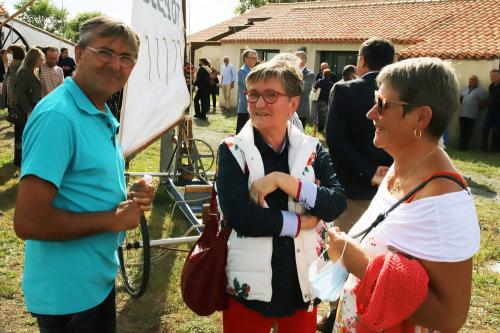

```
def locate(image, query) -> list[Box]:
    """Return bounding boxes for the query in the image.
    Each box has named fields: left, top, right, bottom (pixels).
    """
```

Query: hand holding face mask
left=308, top=234, right=349, bottom=302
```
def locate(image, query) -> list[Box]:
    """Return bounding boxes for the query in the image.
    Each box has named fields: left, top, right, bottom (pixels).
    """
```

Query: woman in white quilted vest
left=327, top=58, right=480, bottom=332
left=217, top=59, right=347, bottom=333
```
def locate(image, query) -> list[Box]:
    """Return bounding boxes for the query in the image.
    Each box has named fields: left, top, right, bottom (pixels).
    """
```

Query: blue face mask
left=308, top=241, right=349, bottom=302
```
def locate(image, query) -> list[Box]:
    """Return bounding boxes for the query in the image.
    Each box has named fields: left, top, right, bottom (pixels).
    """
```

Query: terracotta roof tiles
left=189, top=0, right=499, bottom=60
left=188, top=3, right=296, bottom=43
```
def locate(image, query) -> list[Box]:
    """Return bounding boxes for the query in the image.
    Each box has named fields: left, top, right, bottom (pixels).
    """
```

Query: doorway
left=319, top=51, right=357, bottom=82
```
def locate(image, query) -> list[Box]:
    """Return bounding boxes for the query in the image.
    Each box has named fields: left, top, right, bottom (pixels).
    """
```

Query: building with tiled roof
left=189, top=0, right=499, bottom=148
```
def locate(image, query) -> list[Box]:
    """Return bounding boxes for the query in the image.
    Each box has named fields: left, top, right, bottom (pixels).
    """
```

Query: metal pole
left=149, top=236, right=199, bottom=247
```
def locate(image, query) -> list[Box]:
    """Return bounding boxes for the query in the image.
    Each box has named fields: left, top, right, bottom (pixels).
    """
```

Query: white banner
left=119, top=0, right=190, bottom=156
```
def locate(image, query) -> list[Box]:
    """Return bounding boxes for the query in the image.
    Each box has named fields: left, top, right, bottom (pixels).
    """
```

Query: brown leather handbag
left=181, top=184, right=231, bottom=316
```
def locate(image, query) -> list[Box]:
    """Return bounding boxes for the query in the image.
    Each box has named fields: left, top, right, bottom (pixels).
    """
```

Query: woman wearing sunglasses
left=216, top=59, right=347, bottom=332
left=327, top=58, right=480, bottom=332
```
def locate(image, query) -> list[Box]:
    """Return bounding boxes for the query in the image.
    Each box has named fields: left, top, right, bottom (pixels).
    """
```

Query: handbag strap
left=352, top=173, right=468, bottom=241
left=208, top=181, right=218, bottom=217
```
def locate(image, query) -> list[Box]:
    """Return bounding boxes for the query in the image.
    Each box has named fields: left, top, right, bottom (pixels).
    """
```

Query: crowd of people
left=459, top=69, right=500, bottom=152
left=190, top=57, right=222, bottom=120
left=1, top=44, right=76, bottom=170
left=4, top=13, right=490, bottom=333
left=224, top=48, right=500, bottom=151
left=189, top=45, right=498, bottom=154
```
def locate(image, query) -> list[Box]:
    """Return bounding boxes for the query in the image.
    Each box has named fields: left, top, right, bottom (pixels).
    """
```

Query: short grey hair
left=377, top=57, right=459, bottom=139
left=45, top=46, right=59, bottom=54
left=246, top=60, right=303, bottom=97
left=294, top=50, right=307, bottom=62
left=78, top=16, right=140, bottom=58
left=271, top=52, right=301, bottom=67
left=242, top=49, right=256, bottom=62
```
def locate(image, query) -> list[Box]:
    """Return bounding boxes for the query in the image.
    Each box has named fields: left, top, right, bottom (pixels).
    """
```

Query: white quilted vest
left=224, top=121, right=329, bottom=303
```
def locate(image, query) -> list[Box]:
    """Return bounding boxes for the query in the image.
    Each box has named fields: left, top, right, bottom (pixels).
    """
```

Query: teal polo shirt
left=21, top=78, right=127, bottom=315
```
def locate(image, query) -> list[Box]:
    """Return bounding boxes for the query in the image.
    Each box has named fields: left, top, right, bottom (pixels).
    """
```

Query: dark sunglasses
left=375, top=91, right=416, bottom=115
left=245, top=90, right=288, bottom=104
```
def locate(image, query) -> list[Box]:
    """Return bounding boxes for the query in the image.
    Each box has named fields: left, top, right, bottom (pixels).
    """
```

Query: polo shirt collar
left=64, top=77, right=119, bottom=128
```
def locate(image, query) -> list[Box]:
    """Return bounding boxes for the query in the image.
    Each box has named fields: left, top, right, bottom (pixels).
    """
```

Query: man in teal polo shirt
left=13, top=16, right=154, bottom=332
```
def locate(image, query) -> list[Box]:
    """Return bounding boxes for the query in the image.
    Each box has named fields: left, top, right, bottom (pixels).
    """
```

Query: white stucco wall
left=4, top=19, right=75, bottom=57
left=193, top=45, right=222, bottom=72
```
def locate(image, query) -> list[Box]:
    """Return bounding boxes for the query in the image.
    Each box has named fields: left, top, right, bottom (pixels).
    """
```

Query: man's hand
left=14, top=175, right=152, bottom=241
left=113, top=200, right=142, bottom=231
left=230, top=82, right=234, bottom=89
left=300, top=215, right=320, bottom=230
left=128, top=179, right=155, bottom=211
left=371, top=165, right=389, bottom=187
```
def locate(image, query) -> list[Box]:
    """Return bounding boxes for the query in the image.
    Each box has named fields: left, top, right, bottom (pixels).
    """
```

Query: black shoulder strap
left=351, top=174, right=468, bottom=241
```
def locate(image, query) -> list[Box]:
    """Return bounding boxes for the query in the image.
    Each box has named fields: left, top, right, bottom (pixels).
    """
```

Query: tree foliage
left=14, top=0, right=102, bottom=43
left=235, top=0, right=317, bottom=14
left=64, top=11, right=103, bottom=43
left=15, top=0, right=68, bottom=36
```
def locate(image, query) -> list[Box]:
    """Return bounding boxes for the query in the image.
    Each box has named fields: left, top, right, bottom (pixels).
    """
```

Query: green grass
left=0, top=107, right=498, bottom=332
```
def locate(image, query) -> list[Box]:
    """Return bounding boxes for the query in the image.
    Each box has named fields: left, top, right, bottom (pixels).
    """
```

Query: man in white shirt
left=220, top=56, right=236, bottom=111
left=40, top=46, right=64, bottom=98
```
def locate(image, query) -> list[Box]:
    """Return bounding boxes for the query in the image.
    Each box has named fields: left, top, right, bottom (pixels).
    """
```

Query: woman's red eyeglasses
left=245, top=90, right=288, bottom=104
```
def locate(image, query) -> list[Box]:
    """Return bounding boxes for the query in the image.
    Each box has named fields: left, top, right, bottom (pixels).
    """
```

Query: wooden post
left=0, top=0, right=37, bottom=30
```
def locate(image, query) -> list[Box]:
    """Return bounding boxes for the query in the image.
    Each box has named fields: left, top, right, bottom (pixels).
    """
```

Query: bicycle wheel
left=118, top=214, right=150, bottom=297
left=177, top=138, right=215, bottom=181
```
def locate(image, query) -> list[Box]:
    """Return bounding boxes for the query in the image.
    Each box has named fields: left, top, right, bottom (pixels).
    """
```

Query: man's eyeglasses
left=374, top=91, right=416, bottom=115
left=86, top=46, right=137, bottom=68
left=245, top=90, right=288, bottom=104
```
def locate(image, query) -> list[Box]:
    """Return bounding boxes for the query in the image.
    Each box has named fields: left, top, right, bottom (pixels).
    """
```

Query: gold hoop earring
left=414, top=129, right=422, bottom=140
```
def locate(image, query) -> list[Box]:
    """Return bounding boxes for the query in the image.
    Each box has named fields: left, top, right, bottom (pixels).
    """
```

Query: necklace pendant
left=390, top=181, right=400, bottom=195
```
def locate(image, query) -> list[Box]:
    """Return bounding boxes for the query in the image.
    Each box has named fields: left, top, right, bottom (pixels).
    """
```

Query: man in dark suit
left=193, top=57, right=212, bottom=120
left=294, top=51, right=316, bottom=129
left=326, top=37, right=395, bottom=233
